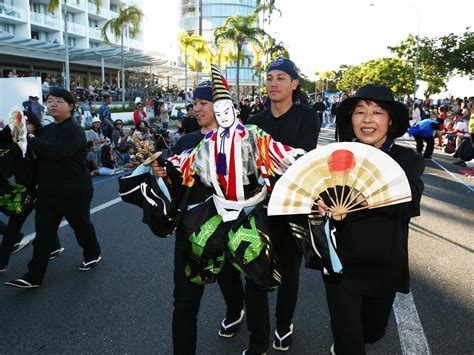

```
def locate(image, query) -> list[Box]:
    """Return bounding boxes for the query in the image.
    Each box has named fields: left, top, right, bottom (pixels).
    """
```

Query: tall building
left=0, top=0, right=152, bottom=86
left=180, top=0, right=258, bottom=90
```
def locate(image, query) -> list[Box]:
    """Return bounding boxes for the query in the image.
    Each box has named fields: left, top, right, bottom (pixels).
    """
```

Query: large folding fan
left=268, top=142, right=412, bottom=220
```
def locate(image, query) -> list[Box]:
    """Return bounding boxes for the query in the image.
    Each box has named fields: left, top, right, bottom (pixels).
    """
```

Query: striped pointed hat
left=210, top=64, right=232, bottom=102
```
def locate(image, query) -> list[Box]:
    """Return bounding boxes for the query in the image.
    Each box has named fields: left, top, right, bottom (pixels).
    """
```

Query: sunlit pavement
left=0, top=127, right=472, bottom=354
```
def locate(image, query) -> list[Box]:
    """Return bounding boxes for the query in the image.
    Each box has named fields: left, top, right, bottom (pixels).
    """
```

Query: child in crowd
left=92, top=144, right=119, bottom=176
left=86, top=141, right=98, bottom=174
left=122, top=146, right=139, bottom=169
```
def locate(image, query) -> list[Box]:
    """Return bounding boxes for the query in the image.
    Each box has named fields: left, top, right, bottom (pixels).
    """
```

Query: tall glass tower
left=180, top=0, right=258, bottom=89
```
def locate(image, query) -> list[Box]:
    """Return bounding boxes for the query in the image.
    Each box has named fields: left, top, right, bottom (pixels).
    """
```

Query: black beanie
left=46, top=88, right=76, bottom=104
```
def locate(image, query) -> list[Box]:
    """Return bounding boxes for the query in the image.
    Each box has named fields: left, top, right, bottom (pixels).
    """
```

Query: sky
left=143, top=0, right=473, bottom=96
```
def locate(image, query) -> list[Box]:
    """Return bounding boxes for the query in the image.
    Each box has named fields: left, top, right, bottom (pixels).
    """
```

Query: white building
left=0, top=0, right=181, bottom=92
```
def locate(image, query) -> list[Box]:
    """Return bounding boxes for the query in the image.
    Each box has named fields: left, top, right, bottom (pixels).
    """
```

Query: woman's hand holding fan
left=268, top=142, right=412, bottom=220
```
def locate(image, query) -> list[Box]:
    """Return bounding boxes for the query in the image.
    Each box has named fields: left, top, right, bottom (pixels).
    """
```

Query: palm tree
left=255, top=0, right=281, bottom=29
left=179, top=31, right=213, bottom=94
left=101, top=5, right=144, bottom=102
left=47, top=0, right=102, bottom=90
left=250, top=35, right=288, bottom=95
left=214, top=14, right=265, bottom=100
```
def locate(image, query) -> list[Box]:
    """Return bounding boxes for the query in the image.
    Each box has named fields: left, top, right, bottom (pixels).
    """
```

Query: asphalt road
left=0, top=127, right=472, bottom=354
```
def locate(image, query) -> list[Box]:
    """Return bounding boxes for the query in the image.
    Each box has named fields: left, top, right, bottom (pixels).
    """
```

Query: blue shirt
left=98, top=103, right=111, bottom=130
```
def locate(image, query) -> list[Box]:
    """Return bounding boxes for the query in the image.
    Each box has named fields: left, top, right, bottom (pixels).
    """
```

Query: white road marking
left=393, top=292, right=432, bottom=354
left=16, top=197, right=122, bottom=245
left=431, top=159, right=474, bottom=193
left=396, top=140, right=473, bottom=193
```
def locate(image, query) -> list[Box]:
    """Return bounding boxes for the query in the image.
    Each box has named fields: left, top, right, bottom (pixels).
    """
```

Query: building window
left=1, top=23, right=15, bottom=34
left=89, top=19, right=98, bottom=28
left=30, top=2, right=47, bottom=14
left=68, top=37, right=76, bottom=47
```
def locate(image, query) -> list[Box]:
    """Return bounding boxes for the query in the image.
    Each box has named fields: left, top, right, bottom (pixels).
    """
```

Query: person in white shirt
left=42, top=79, right=50, bottom=100
left=411, top=103, right=422, bottom=126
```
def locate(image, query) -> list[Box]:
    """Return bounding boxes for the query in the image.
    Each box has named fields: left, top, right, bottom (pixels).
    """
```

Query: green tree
left=389, top=29, right=473, bottom=95
left=214, top=13, right=265, bottom=100
left=47, top=0, right=102, bottom=90
left=101, top=5, right=144, bottom=102
left=336, top=58, right=414, bottom=97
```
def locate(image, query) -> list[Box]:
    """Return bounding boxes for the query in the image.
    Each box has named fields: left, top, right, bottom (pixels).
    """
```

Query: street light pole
left=413, top=8, right=420, bottom=102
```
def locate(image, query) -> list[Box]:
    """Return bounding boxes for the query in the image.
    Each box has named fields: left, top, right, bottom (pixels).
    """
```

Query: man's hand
left=151, top=160, right=167, bottom=178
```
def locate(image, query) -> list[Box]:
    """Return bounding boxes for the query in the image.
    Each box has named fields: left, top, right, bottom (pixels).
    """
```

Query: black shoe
left=0, top=265, right=5, bottom=273
left=218, top=309, right=245, bottom=338
left=5, top=278, right=40, bottom=288
left=49, top=247, right=65, bottom=260
left=423, top=156, right=432, bottom=160
left=78, top=256, right=102, bottom=271
left=453, top=160, right=467, bottom=166
left=272, top=324, right=294, bottom=352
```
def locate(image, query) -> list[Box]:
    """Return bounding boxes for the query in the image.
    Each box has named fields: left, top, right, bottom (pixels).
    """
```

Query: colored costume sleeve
left=252, top=125, right=306, bottom=178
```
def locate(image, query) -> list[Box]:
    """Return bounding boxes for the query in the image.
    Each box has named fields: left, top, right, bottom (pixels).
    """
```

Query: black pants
left=23, top=188, right=100, bottom=284
left=172, top=229, right=244, bottom=355
left=414, top=134, right=434, bottom=158
left=325, top=278, right=396, bottom=355
left=0, top=201, right=61, bottom=267
left=245, top=217, right=302, bottom=353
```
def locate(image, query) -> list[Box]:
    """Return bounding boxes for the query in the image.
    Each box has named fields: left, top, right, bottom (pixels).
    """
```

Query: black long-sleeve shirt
left=329, top=145, right=425, bottom=296
left=248, top=104, right=321, bottom=151
left=28, top=117, right=92, bottom=192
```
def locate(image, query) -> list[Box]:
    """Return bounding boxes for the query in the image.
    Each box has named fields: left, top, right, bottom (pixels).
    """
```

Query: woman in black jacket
left=316, top=84, right=425, bottom=355
left=5, top=89, right=101, bottom=288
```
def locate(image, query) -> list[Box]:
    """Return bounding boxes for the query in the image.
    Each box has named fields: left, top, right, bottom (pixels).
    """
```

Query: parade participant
left=0, top=111, right=63, bottom=272
left=317, top=84, right=424, bottom=355
left=5, top=88, right=101, bottom=288
left=146, top=65, right=306, bottom=354
left=245, top=57, right=321, bottom=353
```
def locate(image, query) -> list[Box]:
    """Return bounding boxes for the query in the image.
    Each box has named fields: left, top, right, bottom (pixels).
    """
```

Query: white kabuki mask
left=214, top=99, right=238, bottom=129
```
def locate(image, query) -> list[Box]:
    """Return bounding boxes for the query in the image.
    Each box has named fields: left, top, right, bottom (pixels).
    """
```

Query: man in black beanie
left=245, top=57, right=321, bottom=354
left=5, top=88, right=101, bottom=288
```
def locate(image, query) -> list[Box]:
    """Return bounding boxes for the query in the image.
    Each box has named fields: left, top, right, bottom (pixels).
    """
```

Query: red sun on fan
left=328, top=149, right=356, bottom=173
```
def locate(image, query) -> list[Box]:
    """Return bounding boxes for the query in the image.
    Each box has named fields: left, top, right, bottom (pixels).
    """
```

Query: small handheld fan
left=8, top=107, right=27, bottom=156
left=268, top=142, right=412, bottom=220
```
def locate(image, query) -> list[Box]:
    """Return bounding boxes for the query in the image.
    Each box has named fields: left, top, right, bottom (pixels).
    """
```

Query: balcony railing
left=67, top=21, right=86, bottom=36
left=66, top=0, right=86, bottom=11
left=30, top=11, right=59, bottom=29
left=126, top=37, right=144, bottom=50
left=87, top=3, right=109, bottom=17
left=88, top=27, right=102, bottom=40
left=0, top=4, right=27, bottom=21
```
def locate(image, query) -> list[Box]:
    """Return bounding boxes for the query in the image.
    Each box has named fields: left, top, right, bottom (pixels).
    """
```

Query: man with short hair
left=239, top=98, right=251, bottom=124
left=180, top=104, right=200, bottom=134
left=250, top=96, right=265, bottom=116
left=30, top=96, right=44, bottom=121
left=246, top=57, right=321, bottom=354
left=313, top=94, right=327, bottom=127
left=99, top=94, right=113, bottom=139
